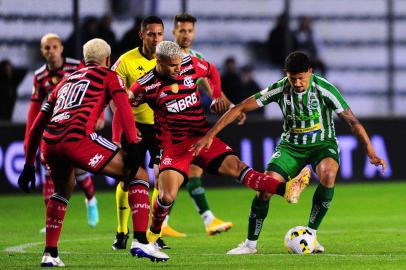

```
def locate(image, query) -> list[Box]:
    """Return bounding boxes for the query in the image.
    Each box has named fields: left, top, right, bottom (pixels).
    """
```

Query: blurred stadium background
left=1, top=0, right=405, bottom=191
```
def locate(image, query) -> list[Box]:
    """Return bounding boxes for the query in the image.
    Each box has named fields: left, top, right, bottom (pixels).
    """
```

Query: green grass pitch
left=1, top=182, right=405, bottom=269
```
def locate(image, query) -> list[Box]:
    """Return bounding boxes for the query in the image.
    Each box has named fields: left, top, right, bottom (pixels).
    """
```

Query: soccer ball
left=284, top=226, right=316, bottom=254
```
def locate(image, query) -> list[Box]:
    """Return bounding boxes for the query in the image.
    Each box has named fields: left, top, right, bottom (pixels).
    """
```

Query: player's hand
left=189, top=136, right=213, bottom=156
left=210, top=98, right=229, bottom=115
left=18, top=164, right=36, bottom=193
left=369, top=156, right=386, bottom=175
left=237, top=112, right=247, bottom=125
left=95, top=117, right=105, bottom=131
left=135, top=128, right=142, bottom=143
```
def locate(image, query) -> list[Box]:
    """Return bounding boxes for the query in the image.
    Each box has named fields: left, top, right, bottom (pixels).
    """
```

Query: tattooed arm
left=338, top=108, right=386, bottom=175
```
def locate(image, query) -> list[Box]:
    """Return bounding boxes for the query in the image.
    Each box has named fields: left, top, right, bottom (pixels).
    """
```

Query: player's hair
left=40, top=33, right=61, bottom=47
left=285, top=51, right=311, bottom=73
left=141, top=15, right=164, bottom=32
left=83, top=38, right=111, bottom=63
left=173, top=13, right=197, bottom=26
left=156, top=41, right=183, bottom=60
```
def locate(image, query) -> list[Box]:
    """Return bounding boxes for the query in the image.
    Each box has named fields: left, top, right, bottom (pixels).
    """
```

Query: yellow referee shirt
left=112, top=47, right=156, bottom=124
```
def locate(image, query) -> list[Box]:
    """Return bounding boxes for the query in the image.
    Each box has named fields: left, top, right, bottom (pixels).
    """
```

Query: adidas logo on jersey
left=165, top=92, right=198, bottom=113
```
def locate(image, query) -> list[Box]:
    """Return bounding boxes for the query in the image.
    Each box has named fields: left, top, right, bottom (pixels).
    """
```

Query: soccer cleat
left=39, top=227, right=46, bottom=234
left=314, top=239, right=325, bottom=253
left=226, top=241, right=257, bottom=255
left=284, top=167, right=311, bottom=204
left=206, top=218, right=234, bottom=236
left=112, top=231, right=129, bottom=250
left=155, top=237, right=170, bottom=249
left=85, top=198, right=99, bottom=227
left=146, top=229, right=160, bottom=244
left=40, top=253, right=65, bottom=267
left=130, top=240, right=169, bottom=262
left=161, top=224, right=186, bottom=237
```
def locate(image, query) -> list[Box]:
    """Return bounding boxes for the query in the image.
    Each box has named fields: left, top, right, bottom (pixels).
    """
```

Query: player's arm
left=108, top=74, right=139, bottom=145
left=338, top=108, right=386, bottom=174
left=19, top=93, right=55, bottom=192
left=25, top=81, right=44, bottom=152
left=190, top=95, right=260, bottom=155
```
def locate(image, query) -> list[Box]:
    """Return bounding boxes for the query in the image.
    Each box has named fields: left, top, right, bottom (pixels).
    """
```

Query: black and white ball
left=284, top=226, right=316, bottom=254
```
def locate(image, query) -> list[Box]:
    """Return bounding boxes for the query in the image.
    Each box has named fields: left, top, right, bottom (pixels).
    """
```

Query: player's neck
left=47, top=58, right=63, bottom=71
left=141, top=46, right=155, bottom=60
left=181, top=47, right=190, bottom=55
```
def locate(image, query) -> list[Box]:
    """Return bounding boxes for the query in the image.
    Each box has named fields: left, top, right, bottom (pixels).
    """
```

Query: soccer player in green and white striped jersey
left=191, top=51, right=386, bottom=254
left=170, top=12, right=235, bottom=236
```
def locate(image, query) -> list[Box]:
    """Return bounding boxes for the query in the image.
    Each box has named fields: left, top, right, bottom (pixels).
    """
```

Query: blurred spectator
left=221, top=57, right=244, bottom=104
left=64, top=16, right=99, bottom=58
left=0, top=59, right=27, bottom=121
left=295, top=16, right=327, bottom=75
left=119, top=16, right=143, bottom=55
left=98, top=15, right=118, bottom=61
left=266, top=13, right=298, bottom=69
left=240, top=65, right=264, bottom=115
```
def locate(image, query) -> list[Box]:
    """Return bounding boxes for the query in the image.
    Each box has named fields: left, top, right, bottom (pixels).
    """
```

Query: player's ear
left=106, top=56, right=111, bottom=67
left=138, top=31, right=143, bottom=40
left=60, top=44, right=64, bottom=54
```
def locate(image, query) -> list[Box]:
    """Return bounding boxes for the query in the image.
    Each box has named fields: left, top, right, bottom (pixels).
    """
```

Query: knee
left=159, top=190, right=177, bottom=205
left=319, top=169, right=336, bottom=187
left=257, top=191, right=273, bottom=201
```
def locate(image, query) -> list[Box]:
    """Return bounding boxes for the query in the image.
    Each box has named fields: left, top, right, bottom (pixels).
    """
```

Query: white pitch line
left=4, top=236, right=112, bottom=253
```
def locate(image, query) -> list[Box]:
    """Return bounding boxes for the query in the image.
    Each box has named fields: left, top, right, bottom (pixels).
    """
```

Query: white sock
left=308, top=227, right=317, bottom=237
left=163, top=215, right=170, bottom=227
left=86, top=197, right=96, bottom=206
left=201, top=210, right=215, bottom=227
left=245, top=239, right=257, bottom=248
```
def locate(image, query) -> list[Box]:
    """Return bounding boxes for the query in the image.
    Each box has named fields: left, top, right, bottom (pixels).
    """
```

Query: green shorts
left=266, top=140, right=340, bottom=181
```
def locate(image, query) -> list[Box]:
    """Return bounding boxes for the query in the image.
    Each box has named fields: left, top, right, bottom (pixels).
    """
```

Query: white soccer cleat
left=130, top=240, right=169, bottom=262
left=314, top=239, right=325, bottom=253
left=39, top=227, right=46, bottom=234
left=226, top=241, right=257, bottom=255
left=40, top=253, right=65, bottom=267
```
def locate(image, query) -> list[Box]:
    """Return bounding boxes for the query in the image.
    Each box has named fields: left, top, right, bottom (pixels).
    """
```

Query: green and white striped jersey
left=255, top=74, right=349, bottom=145
left=188, top=48, right=205, bottom=60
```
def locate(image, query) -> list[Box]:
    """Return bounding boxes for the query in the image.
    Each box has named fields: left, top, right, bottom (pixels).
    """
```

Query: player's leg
left=39, top=153, right=53, bottom=234
left=187, top=164, right=234, bottom=235
left=308, top=157, right=339, bottom=253
left=147, top=169, right=185, bottom=244
left=41, top=162, right=75, bottom=267
left=75, top=168, right=99, bottom=227
left=101, top=148, right=169, bottom=261
left=112, top=180, right=130, bottom=250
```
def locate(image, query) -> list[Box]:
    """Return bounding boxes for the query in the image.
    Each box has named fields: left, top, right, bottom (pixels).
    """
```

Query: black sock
left=44, top=246, right=58, bottom=258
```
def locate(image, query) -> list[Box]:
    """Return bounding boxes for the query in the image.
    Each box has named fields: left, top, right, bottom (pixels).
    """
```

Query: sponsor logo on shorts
left=272, top=151, right=281, bottom=159
left=88, top=153, right=104, bottom=168
left=162, top=157, right=172, bottom=166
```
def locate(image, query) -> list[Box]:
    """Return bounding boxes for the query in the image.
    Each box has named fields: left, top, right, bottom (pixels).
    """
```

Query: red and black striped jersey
left=129, top=55, right=216, bottom=146
left=41, top=65, right=131, bottom=144
left=32, top=57, right=83, bottom=102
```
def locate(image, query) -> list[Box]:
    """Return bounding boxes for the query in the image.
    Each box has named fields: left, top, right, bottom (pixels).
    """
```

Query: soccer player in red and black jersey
left=19, top=39, right=169, bottom=266
left=125, top=41, right=311, bottom=249
left=25, top=33, right=100, bottom=229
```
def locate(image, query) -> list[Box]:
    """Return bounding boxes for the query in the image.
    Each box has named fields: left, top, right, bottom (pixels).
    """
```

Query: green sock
left=308, top=184, right=334, bottom=230
left=186, top=177, right=210, bottom=214
left=247, top=196, right=270, bottom=241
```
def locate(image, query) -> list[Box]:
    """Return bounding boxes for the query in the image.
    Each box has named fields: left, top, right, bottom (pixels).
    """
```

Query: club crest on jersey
left=309, top=95, right=320, bottom=110
left=165, top=92, right=198, bottom=113
left=88, top=153, right=104, bottom=168
left=183, top=76, right=195, bottom=88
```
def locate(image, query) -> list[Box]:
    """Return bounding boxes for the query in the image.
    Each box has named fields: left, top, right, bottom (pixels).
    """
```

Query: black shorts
left=121, top=123, right=160, bottom=168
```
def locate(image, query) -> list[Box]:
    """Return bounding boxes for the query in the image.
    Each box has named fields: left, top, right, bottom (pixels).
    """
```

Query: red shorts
left=41, top=133, right=119, bottom=178
left=159, top=137, right=236, bottom=180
